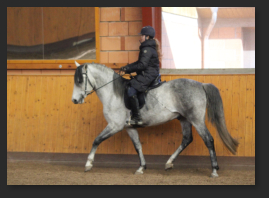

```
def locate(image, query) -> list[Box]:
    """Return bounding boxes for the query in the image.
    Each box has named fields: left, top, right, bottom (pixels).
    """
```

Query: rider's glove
left=120, top=66, right=127, bottom=72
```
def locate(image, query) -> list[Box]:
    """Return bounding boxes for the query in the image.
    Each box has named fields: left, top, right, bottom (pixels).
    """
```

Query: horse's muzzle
left=72, top=99, right=79, bottom=104
left=72, top=96, right=84, bottom=104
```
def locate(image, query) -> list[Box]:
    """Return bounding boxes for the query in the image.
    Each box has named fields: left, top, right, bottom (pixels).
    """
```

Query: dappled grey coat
left=122, top=39, right=159, bottom=92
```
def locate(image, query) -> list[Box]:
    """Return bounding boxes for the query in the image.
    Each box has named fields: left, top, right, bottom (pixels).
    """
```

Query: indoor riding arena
left=7, top=7, right=255, bottom=185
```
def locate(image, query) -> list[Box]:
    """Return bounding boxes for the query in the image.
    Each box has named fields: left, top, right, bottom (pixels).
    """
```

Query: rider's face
left=140, top=35, right=146, bottom=43
left=140, top=35, right=149, bottom=43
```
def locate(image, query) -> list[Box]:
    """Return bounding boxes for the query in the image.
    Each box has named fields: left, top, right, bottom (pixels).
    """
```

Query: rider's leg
left=127, top=86, right=143, bottom=125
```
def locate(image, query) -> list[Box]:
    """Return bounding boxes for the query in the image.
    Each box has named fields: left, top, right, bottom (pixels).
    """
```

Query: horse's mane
left=74, top=63, right=127, bottom=97
left=74, top=65, right=84, bottom=86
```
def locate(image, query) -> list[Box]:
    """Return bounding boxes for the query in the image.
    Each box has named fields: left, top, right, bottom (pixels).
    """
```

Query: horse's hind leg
left=165, top=118, right=193, bottom=170
left=126, top=128, right=146, bottom=174
left=193, top=121, right=219, bottom=177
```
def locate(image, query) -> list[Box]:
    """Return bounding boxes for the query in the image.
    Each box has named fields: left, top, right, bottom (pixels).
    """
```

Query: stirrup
left=127, top=120, right=143, bottom=125
left=126, top=116, right=143, bottom=126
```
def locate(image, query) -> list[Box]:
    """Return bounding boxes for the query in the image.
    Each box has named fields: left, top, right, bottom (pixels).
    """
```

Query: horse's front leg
left=85, top=124, right=122, bottom=172
left=126, top=128, right=146, bottom=175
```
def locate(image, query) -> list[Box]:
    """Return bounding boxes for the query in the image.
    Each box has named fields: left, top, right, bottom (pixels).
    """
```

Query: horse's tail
left=202, top=83, right=239, bottom=155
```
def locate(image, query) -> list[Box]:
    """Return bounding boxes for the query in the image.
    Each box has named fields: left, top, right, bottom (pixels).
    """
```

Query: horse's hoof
left=135, top=170, right=144, bottom=175
left=85, top=165, right=93, bottom=172
left=210, top=172, right=219, bottom=178
left=210, top=169, right=219, bottom=178
left=134, top=166, right=144, bottom=175
left=165, top=163, right=173, bottom=170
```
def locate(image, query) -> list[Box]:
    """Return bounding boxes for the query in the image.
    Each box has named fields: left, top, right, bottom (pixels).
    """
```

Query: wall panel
left=7, top=74, right=255, bottom=156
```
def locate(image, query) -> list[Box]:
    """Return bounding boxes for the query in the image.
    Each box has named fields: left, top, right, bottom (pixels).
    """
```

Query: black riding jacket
left=123, top=39, right=160, bottom=92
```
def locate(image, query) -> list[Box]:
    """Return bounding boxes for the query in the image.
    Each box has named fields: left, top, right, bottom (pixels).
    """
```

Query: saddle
left=124, top=74, right=166, bottom=110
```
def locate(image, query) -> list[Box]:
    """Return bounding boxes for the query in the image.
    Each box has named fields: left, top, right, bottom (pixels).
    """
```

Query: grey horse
left=71, top=62, right=239, bottom=177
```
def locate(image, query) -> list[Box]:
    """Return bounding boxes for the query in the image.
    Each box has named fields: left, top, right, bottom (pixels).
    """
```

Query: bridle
left=82, top=68, right=96, bottom=96
left=81, top=68, right=125, bottom=97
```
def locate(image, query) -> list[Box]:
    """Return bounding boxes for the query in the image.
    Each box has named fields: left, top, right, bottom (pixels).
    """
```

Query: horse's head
left=72, top=61, right=96, bottom=104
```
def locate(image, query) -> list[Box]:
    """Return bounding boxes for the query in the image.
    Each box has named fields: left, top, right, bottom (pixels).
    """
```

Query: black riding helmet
left=139, top=26, right=155, bottom=38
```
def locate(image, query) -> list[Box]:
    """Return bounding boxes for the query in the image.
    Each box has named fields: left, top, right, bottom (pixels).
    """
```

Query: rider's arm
left=121, top=47, right=152, bottom=74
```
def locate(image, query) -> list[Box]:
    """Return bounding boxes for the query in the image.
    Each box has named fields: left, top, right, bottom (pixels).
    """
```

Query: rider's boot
left=128, top=95, right=143, bottom=126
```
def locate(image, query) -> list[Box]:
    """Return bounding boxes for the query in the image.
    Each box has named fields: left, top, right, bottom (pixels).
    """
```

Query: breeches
left=127, top=86, right=138, bottom=97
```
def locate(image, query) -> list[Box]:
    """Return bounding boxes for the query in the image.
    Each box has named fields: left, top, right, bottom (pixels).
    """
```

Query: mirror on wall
left=7, top=7, right=96, bottom=60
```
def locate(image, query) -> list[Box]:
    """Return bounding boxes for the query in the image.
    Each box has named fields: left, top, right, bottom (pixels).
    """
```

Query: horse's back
left=170, top=78, right=203, bottom=88
left=158, top=78, right=205, bottom=96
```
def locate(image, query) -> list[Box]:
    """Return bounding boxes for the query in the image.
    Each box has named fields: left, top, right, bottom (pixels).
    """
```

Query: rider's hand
left=120, top=70, right=125, bottom=76
left=119, top=66, right=127, bottom=76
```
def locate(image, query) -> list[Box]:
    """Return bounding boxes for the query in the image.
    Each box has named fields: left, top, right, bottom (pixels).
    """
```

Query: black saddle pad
left=124, top=81, right=166, bottom=110
left=124, top=91, right=146, bottom=110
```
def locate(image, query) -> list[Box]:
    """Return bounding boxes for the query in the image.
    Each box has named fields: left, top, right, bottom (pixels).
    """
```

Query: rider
left=120, top=26, right=161, bottom=126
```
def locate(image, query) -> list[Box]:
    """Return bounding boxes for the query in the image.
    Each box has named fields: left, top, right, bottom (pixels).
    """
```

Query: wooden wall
left=7, top=74, right=255, bottom=157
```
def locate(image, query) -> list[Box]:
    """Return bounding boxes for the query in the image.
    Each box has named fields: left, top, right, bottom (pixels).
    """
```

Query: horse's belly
left=141, top=108, right=179, bottom=126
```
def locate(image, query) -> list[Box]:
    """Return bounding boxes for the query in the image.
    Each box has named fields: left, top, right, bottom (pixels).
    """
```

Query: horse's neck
left=90, top=66, right=122, bottom=106
left=93, top=70, right=113, bottom=88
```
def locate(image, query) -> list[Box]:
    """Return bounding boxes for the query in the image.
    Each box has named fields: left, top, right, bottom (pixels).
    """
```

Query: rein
left=82, top=70, right=125, bottom=96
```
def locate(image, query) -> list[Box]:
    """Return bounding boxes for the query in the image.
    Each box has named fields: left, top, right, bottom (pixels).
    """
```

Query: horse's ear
left=75, top=61, right=80, bottom=67
left=85, top=64, right=88, bottom=70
